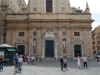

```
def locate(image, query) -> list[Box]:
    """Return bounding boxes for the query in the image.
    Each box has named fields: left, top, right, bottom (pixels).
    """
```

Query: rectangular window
left=97, top=46, right=99, bottom=50
left=33, top=8, right=36, bottom=11
left=62, top=32, right=66, bottom=36
left=74, top=32, right=80, bottom=36
left=19, top=32, right=24, bottom=36
left=33, top=0, right=36, bottom=12
left=61, top=7, right=65, bottom=11
left=46, top=0, right=52, bottom=12
left=61, top=0, right=65, bottom=12
left=33, top=32, right=36, bottom=36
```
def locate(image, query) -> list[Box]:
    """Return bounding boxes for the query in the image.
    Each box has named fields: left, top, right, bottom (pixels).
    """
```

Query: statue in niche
left=33, top=39, right=36, bottom=54
left=63, top=39, right=66, bottom=48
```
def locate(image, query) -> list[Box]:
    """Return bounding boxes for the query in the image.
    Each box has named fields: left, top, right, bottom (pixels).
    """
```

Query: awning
left=7, top=48, right=16, bottom=52
left=0, top=44, right=13, bottom=47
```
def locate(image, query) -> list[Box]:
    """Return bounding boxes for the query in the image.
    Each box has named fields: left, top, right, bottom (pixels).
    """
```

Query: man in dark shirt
left=60, top=57, right=64, bottom=71
left=14, top=54, right=19, bottom=73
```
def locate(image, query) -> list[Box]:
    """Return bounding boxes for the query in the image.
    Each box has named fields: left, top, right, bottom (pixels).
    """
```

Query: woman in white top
left=77, top=56, right=81, bottom=69
left=18, top=55, right=23, bottom=73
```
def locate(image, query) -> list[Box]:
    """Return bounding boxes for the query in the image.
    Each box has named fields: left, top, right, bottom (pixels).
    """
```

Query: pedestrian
left=31, top=55, right=34, bottom=64
left=63, top=58, right=68, bottom=71
left=27, top=55, right=31, bottom=64
left=18, top=55, right=23, bottom=73
left=14, top=54, right=19, bottom=73
left=83, top=55, right=88, bottom=68
left=33, top=55, right=36, bottom=64
left=0, top=55, right=3, bottom=71
left=60, top=57, right=64, bottom=71
left=77, top=56, right=81, bottom=69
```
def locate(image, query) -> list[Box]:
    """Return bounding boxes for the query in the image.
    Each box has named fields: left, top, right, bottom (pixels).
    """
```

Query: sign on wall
left=0, top=51, right=4, bottom=59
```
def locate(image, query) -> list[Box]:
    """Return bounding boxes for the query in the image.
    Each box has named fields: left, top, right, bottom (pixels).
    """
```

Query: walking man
left=60, top=57, right=64, bottom=71
left=63, top=58, right=68, bottom=71
left=83, top=55, right=88, bottom=68
left=14, top=54, right=19, bottom=73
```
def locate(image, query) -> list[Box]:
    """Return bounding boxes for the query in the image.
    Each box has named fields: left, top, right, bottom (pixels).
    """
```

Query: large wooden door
left=17, top=45, right=25, bottom=55
left=74, top=45, right=82, bottom=57
left=45, top=40, right=54, bottom=57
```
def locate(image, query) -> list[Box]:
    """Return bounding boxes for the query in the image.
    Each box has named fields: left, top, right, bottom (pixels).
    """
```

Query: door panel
left=74, top=45, right=82, bottom=57
left=45, top=40, right=54, bottom=57
left=17, top=45, right=25, bottom=55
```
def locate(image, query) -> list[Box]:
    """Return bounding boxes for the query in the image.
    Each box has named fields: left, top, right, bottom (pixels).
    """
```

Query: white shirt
left=83, top=57, right=87, bottom=62
left=64, top=59, right=67, bottom=63
left=19, top=57, right=23, bottom=62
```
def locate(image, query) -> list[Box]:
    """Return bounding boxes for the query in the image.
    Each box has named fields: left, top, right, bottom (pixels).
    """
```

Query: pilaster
left=28, top=29, right=33, bottom=55
left=57, top=29, right=63, bottom=57
left=36, top=29, right=42, bottom=58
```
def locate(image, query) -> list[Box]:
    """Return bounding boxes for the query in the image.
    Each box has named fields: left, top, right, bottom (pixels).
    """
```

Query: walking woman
left=77, top=56, right=81, bottom=69
left=18, top=55, right=23, bottom=73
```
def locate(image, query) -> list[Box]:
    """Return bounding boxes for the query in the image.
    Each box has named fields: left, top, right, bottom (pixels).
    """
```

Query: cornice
left=4, top=20, right=27, bottom=23
left=4, top=19, right=94, bottom=23
left=6, top=26, right=92, bottom=30
left=26, top=19, right=94, bottom=23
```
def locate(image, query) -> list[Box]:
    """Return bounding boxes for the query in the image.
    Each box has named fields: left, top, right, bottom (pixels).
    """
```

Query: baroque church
left=1, top=0, right=94, bottom=60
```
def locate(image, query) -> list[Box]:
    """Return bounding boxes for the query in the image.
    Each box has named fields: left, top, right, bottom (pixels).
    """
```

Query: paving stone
left=0, top=60, right=100, bottom=75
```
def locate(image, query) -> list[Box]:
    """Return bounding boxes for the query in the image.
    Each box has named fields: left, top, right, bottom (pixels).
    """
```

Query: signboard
left=0, top=51, right=4, bottom=59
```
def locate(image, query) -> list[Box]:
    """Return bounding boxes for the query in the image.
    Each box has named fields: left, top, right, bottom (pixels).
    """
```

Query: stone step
left=44, top=58, right=58, bottom=62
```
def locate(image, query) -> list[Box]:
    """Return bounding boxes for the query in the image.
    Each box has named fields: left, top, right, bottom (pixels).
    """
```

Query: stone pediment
left=45, top=32, right=54, bottom=38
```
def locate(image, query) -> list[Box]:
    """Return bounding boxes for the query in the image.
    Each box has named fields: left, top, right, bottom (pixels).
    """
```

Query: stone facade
left=4, top=0, right=94, bottom=60
left=0, top=0, right=26, bottom=44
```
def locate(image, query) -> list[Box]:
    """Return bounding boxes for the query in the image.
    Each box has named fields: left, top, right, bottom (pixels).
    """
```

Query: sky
left=24, top=0, right=100, bottom=30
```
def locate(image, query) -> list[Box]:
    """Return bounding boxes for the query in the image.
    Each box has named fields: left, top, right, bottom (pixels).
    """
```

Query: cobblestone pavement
left=0, top=60, right=100, bottom=75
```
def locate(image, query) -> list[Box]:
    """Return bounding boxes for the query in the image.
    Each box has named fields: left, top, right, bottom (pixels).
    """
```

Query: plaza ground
left=0, top=60, right=100, bottom=75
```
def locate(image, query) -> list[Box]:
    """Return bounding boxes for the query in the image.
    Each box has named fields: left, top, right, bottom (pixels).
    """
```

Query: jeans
left=18, top=62, right=22, bottom=72
left=83, top=62, right=87, bottom=68
left=0, top=62, right=3, bottom=71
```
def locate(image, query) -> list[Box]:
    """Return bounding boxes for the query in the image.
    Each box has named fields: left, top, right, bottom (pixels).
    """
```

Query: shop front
left=0, top=44, right=17, bottom=65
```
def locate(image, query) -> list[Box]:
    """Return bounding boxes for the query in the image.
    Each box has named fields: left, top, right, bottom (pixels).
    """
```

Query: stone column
left=6, top=29, right=12, bottom=45
left=83, top=30, right=89, bottom=56
left=28, top=29, right=33, bottom=55
left=57, top=29, right=63, bottom=58
left=36, top=29, right=42, bottom=59
left=66, top=29, right=72, bottom=58
left=88, top=30, right=93, bottom=56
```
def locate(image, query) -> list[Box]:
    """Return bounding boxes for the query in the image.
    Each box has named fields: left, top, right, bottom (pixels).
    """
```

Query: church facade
left=5, top=0, right=93, bottom=60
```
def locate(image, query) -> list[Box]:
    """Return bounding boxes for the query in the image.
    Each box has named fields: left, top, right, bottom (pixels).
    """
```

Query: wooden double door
left=45, top=40, right=54, bottom=57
